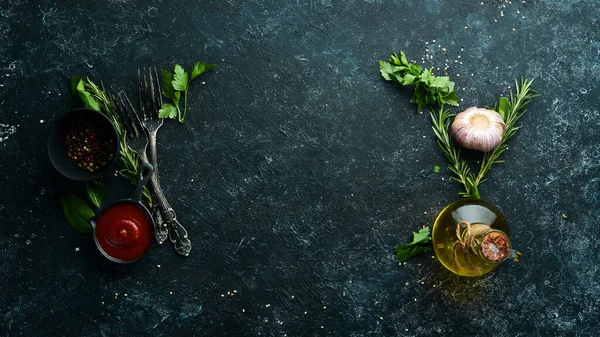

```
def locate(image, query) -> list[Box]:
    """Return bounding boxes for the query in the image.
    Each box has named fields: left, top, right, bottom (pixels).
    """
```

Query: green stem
left=471, top=186, right=481, bottom=199
left=180, top=89, right=188, bottom=123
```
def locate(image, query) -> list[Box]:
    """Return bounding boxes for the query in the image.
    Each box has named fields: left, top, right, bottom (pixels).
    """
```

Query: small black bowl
left=90, top=163, right=157, bottom=263
left=47, top=108, right=120, bottom=181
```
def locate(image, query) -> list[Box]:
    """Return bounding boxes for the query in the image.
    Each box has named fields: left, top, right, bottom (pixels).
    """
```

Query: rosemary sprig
left=431, top=78, right=539, bottom=198
left=430, top=107, right=480, bottom=198
left=74, top=77, right=153, bottom=206
left=474, top=79, right=540, bottom=188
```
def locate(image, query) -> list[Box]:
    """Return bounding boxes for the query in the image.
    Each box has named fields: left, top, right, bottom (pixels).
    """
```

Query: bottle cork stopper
left=480, top=231, right=511, bottom=262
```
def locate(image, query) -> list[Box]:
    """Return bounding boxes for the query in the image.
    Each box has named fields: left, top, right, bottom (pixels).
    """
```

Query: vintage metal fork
left=114, top=91, right=169, bottom=243
left=138, top=68, right=192, bottom=256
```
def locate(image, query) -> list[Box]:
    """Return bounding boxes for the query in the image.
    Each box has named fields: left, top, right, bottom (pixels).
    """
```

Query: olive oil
left=432, top=199, right=517, bottom=277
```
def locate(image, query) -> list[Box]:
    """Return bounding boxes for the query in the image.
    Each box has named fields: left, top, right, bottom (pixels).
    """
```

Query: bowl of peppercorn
left=47, top=108, right=120, bottom=181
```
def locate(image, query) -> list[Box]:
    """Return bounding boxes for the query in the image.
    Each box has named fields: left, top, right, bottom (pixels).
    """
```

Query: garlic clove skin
left=451, top=107, right=506, bottom=152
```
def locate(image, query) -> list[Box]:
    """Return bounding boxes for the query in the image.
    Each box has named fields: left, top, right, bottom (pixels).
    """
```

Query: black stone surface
left=1, top=0, right=599, bottom=336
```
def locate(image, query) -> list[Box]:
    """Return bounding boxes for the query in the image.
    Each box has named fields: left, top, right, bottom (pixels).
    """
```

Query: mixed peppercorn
left=66, top=117, right=115, bottom=173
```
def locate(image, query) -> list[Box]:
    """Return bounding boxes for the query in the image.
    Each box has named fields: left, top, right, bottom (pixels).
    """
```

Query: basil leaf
left=70, top=76, right=83, bottom=97
left=59, top=195, right=94, bottom=233
left=85, top=181, right=104, bottom=209
left=73, top=78, right=101, bottom=111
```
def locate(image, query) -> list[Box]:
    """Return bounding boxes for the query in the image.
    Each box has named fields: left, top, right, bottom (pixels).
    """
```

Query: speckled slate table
left=1, top=0, right=599, bottom=336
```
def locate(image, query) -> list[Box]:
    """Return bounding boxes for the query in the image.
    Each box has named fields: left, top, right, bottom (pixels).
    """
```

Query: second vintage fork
left=138, top=68, right=192, bottom=256
left=115, top=91, right=168, bottom=244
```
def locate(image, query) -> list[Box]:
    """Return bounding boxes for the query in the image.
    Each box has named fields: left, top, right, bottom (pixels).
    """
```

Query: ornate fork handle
left=137, top=151, right=169, bottom=244
left=146, top=133, right=192, bottom=257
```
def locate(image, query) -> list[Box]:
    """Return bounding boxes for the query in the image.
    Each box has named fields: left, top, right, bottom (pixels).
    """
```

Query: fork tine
left=138, top=68, right=145, bottom=122
left=118, top=90, right=142, bottom=138
left=122, top=90, right=142, bottom=135
left=154, top=67, right=162, bottom=109
left=148, top=67, right=156, bottom=119
left=115, top=92, right=134, bottom=137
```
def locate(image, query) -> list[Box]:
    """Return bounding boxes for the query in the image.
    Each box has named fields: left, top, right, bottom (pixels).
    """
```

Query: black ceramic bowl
left=47, top=108, right=119, bottom=181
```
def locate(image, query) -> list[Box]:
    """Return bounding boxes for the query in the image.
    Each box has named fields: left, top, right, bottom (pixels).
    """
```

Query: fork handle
left=150, top=174, right=192, bottom=257
left=145, top=135, right=192, bottom=256
left=138, top=151, right=170, bottom=244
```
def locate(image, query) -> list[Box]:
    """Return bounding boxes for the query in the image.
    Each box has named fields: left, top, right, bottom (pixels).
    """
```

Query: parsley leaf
left=191, top=62, right=217, bottom=81
left=158, top=103, right=178, bottom=119
left=379, top=51, right=458, bottom=113
left=161, top=70, right=177, bottom=102
left=172, top=64, right=188, bottom=92
left=160, top=70, right=182, bottom=120
left=395, top=227, right=431, bottom=263
left=433, top=165, right=440, bottom=173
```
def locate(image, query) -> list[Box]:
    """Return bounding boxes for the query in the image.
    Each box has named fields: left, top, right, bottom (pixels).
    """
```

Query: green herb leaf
left=421, top=68, right=434, bottom=86
left=396, top=245, right=431, bottom=263
left=380, top=51, right=458, bottom=113
left=433, top=165, right=440, bottom=173
left=399, top=51, right=409, bottom=66
left=172, top=64, right=189, bottom=92
left=70, top=76, right=82, bottom=97
left=402, top=74, right=416, bottom=85
left=191, top=62, right=217, bottom=81
left=59, top=195, right=94, bottom=233
left=497, top=96, right=510, bottom=120
left=431, top=76, right=451, bottom=88
left=412, top=227, right=430, bottom=244
left=395, top=227, right=431, bottom=263
left=85, top=181, right=104, bottom=209
left=379, top=61, right=395, bottom=81
left=158, top=103, right=178, bottom=119
left=73, top=79, right=101, bottom=112
left=441, top=91, right=459, bottom=106
left=161, top=70, right=177, bottom=101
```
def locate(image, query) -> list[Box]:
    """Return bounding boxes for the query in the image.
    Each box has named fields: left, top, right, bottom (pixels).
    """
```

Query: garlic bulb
left=451, top=107, right=506, bottom=152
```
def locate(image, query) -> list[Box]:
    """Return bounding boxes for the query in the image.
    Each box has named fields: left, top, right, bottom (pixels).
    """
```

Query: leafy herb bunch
left=380, top=51, right=459, bottom=113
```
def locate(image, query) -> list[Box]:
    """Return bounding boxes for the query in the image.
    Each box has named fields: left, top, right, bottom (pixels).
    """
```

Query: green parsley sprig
left=379, top=51, right=458, bottom=113
left=159, top=62, right=217, bottom=123
left=395, top=227, right=431, bottom=263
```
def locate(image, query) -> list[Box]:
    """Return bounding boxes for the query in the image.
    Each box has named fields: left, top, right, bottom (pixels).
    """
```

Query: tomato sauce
left=94, top=202, right=154, bottom=262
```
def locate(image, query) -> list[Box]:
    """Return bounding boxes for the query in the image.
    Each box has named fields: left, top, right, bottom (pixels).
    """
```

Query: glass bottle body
left=432, top=199, right=511, bottom=277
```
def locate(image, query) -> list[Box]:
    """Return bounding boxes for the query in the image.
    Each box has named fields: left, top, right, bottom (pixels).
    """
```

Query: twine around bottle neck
left=456, top=221, right=485, bottom=249
left=455, top=220, right=515, bottom=263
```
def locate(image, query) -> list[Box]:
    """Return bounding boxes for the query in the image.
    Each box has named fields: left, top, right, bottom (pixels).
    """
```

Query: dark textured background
left=1, top=0, right=599, bottom=336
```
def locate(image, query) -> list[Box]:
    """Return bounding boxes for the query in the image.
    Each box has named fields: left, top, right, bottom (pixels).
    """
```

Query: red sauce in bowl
left=94, top=202, right=154, bottom=262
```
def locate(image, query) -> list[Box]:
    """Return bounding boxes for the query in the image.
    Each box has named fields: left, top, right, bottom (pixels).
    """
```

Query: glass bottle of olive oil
left=432, top=199, right=521, bottom=277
